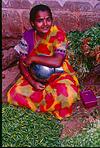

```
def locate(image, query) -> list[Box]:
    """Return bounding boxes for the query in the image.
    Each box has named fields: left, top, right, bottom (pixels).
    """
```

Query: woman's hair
left=30, top=4, right=53, bottom=22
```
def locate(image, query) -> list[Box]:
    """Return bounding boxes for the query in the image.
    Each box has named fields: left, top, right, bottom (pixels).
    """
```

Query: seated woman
left=7, top=4, right=80, bottom=120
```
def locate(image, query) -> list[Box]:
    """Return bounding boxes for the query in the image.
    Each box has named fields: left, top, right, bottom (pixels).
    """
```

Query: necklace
left=34, top=31, right=42, bottom=46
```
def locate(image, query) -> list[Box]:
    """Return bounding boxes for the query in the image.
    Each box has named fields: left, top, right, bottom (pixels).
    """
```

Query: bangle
left=23, top=62, right=28, bottom=67
left=26, top=73, right=30, bottom=77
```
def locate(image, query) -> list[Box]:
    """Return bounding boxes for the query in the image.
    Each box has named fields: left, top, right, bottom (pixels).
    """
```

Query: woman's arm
left=25, top=53, right=64, bottom=68
left=19, top=56, right=45, bottom=90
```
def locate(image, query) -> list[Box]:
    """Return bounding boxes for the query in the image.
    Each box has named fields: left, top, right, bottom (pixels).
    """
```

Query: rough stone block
left=94, top=3, right=100, bottom=11
left=2, top=47, right=18, bottom=70
left=22, top=10, right=31, bottom=32
left=2, top=10, right=22, bottom=38
left=2, top=65, right=20, bottom=94
left=53, top=13, right=79, bottom=32
left=2, top=0, right=33, bottom=9
left=63, top=1, right=93, bottom=12
left=19, top=0, right=32, bottom=9
left=34, top=0, right=63, bottom=11
left=2, top=38, right=20, bottom=50
left=79, top=13, right=100, bottom=31
left=2, top=0, right=20, bottom=8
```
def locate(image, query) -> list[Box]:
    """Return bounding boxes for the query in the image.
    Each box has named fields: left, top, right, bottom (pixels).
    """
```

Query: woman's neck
left=34, top=31, right=43, bottom=45
left=36, top=30, right=45, bottom=38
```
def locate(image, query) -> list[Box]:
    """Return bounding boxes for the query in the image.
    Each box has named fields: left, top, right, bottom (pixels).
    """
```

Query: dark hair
left=30, top=4, right=53, bottom=22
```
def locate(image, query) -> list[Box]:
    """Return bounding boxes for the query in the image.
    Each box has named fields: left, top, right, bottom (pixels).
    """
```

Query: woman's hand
left=20, top=55, right=32, bottom=66
left=22, top=55, right=33, bottom=67
left=33, top=81, right=45, bottom=90
left=25, top=57, right=32, bottom=66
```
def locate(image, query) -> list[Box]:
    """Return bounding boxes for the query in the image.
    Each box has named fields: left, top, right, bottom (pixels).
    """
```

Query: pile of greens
left=67, top=23, right=100, bottom=79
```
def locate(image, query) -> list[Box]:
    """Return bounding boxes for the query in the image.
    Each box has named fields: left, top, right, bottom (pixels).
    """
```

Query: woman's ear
left=30, top=21, right=35, bottom=28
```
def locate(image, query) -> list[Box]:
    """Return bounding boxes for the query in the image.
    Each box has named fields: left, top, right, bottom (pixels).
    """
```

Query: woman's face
left=32, top=10, right=52, bottom=34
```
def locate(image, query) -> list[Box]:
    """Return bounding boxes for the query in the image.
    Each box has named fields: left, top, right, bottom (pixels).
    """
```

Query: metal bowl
left=29, top=63, right=54, bottom=80
left=29, top=62, right=64, bottom=83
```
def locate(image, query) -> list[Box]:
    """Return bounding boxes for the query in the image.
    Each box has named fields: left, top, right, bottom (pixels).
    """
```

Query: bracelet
left=23, top=62, right=28, bottom=67
left=25, top=73, right=30, bottom=77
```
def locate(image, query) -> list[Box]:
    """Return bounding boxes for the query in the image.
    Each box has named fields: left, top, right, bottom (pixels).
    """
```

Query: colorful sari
left=7, top=25, right=80, bottom=120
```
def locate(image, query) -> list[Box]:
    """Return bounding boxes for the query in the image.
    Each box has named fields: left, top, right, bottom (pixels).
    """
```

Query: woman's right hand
left=32, top=81, right=45, bottom=90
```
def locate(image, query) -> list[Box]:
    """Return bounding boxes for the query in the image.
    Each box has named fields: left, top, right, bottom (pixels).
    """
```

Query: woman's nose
left=43, top=19, right=47, bottom=26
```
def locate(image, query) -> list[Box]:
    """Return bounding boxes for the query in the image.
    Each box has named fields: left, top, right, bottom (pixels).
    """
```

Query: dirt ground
left=60, top=98, right=100, bottom=138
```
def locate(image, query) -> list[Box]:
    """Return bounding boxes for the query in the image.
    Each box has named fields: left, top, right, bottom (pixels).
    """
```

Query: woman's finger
left=39, top=84, right=45, bottom=89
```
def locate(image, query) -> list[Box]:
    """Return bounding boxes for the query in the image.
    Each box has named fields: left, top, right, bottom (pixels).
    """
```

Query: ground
left=60, top=99, right=100, bottom=138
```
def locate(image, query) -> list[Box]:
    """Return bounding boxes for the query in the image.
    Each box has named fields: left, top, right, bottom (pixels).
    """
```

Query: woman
left=7, top=4, right=80, bottom=120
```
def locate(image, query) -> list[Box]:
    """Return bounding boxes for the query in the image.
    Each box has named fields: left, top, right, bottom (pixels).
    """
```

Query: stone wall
left=2, top=0, right=100, bottom=91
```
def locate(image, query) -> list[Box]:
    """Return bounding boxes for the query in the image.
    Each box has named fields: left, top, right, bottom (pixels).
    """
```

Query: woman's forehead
left=35, top=11, right=50, bottom=18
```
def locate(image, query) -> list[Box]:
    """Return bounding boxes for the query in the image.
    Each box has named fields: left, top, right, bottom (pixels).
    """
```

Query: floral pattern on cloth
left=7, top=25, right=80, bottom=120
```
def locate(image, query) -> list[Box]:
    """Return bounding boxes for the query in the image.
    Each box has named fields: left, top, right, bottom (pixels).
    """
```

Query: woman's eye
left=35, top=17, right=52, bottom=23
left=36, top=19, right=43, bottom=23
left=47, top=17, right=52, bottom=22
